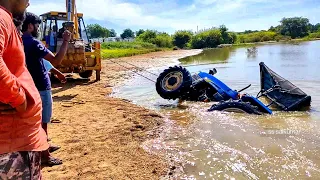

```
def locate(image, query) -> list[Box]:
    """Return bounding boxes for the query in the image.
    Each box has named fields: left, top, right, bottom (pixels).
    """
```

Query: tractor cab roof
left=40, top=11, right=83, bottom=20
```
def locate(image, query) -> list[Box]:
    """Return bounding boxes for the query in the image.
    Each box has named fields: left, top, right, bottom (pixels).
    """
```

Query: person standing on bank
left=22, top=12, right=71, bottom=166
left=0, top=0, right=49, bottom=179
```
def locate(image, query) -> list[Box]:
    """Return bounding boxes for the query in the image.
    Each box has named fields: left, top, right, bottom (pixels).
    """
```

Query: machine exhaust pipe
left=67, top=0, right=72, bottom=21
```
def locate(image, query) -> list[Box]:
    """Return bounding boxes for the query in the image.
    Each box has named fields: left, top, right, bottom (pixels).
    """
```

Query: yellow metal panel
left=50, top=12, right=59, bottom=15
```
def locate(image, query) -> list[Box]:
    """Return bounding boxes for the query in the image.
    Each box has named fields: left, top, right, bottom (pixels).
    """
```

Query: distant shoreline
left=217, top=38, right=320, bottom=48
left=99, top=38, right=320, bottom=59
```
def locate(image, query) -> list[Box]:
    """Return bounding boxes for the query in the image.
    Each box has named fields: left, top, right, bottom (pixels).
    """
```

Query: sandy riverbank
left=42, top=49, right=202, bottom=179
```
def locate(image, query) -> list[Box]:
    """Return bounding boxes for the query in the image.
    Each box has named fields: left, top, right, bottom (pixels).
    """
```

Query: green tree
left=268, top=25, right=281, bottom=32
left=109, top=29, right=117, bottom=37
left=173, top=30, right=193, bottom=48
left=86, top=24, right=110, bottom=38
left=308, top=23, right=320, bottom=33
left=137, top=30, right=157, bottom=42
left=153, top=32, right=173, bottom=48
left=243, top=30, right=258, bottom=34
left=279, top=17, right=310, bottom=38
left=120, top=28, right=135, bottom=39
left=136, top=29, right=145, bottom=37
left=219, top=25, right=230, bottom=43
left=269, top=26, right=277, bottom=32
left=228, top=32, right=237, bottom=44
left=315, top=23, right=320, bottom=32
left=137, top=30, right=173, bottom=48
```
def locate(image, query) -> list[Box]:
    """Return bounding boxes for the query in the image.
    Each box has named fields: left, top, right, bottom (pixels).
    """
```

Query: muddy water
left=112, top=41, right=320, bottom=179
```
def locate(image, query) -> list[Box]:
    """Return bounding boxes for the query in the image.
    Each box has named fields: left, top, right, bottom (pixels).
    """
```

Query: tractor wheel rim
left=161, top=71, right=184, bottom=92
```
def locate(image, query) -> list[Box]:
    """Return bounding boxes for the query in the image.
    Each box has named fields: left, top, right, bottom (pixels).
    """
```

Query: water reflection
left=180, top=47, right=235, bottom=65
left=278, top=43, right=308, bottom=62
left=246, top=52, right=258, bottom=60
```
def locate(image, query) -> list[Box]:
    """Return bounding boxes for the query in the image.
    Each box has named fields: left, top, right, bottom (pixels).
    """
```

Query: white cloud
left=27, top=0, right=202, bottom=32
left=215, top=1, right=243, bottom=13
left=27, top=2, right=64, bottom=15
left=27, top=0, right=320, bottom=33
left=194, top=0, right=218, bottom=5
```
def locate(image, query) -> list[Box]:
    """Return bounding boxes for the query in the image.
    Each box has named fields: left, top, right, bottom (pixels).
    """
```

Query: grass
left=101, top=41, right=157, bottom=49
left=101, top=48, right=168, bottom=59
left=100, top=41, right=171, bottom=59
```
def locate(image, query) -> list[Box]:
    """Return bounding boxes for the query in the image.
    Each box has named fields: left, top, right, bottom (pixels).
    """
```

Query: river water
left=112, top=41, right=320, bottom=179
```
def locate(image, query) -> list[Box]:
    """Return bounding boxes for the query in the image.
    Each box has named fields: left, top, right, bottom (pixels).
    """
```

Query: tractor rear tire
left=156, top=66, right=192, bottom=100
left=208, top=100, right=262, bottom=115
left=79, top=70, right=93, bottom=78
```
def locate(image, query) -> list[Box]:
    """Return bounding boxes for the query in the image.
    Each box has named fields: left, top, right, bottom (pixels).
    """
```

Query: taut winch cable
left=107, top=59, right=156, bottom=83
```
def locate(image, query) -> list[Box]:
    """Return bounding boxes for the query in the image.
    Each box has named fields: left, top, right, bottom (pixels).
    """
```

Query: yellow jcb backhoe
left=39, top=0, right=101, bottom=80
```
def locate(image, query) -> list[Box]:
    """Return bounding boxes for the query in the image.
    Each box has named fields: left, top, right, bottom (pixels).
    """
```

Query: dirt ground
left=42, top=50, right=201, bottom=180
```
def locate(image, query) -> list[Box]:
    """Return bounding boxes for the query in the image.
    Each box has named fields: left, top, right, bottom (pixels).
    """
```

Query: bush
left=173, top=30, right=193, bottom=48
left=186, top=42, right=192, bottom=49
left=153, top=33, right=173, bottom=48
left=237, top=31, right=277, bottom=43
left=136, top=30, right=173, bottom=48
left=308, top=32, right=320, bottom=38
left=261, top=35, right=272, bottom=42
left=236, top=35, right=245, bottom=44
left=173, top=46, right=180, bottom=50
left=274, top=35, right=292, bottom=42
left=136, top=30, right=157, bottom=43
left=228, top=32, right=237, bottom=44
left=191, top=29, right=223, bottom=49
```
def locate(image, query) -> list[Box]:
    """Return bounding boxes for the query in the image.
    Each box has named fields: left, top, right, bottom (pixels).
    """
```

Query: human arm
left=44, top=30, right=71, bottom=67
left=50, top=68, right=66, bottom=83
left=43, top=59, right=66, bottom=83
left=0, top=57, right=25, bottom=109
left=0, top=20, right=27, bottom=114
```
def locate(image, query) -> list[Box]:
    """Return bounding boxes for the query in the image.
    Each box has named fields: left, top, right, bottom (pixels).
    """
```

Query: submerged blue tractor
left=156, top=62, right=311, bottom=115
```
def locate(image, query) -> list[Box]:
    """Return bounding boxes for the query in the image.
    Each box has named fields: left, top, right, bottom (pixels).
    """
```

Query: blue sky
left=28, top=0, right=320, bottom=35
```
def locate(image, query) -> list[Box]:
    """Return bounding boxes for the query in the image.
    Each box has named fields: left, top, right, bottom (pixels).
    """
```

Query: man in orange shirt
left=0, top=0, right=49, bottom=179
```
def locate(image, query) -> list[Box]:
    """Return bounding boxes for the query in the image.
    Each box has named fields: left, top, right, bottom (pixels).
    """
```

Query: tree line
left=86, top=17, right=320, bottom=49
left=86, top=24, right=117, bottom=38
left=238, top=17, right=320, bottom=43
